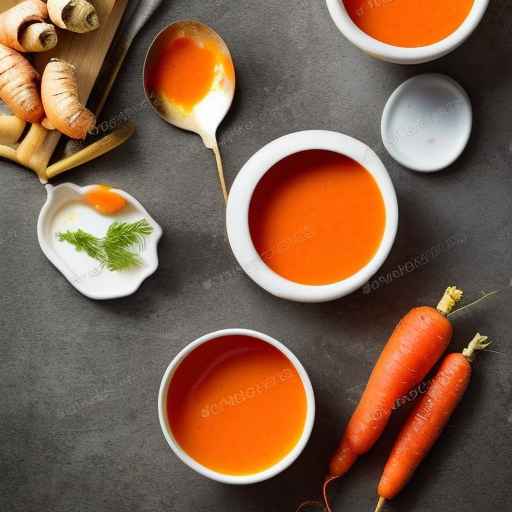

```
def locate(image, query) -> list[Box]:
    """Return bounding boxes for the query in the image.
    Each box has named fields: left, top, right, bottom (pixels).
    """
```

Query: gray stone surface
left=1, top=1, right=511, bottom=511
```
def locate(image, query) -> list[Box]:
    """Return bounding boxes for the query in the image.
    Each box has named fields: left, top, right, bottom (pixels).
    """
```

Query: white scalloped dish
left=37, top=183, right=163, bottom=300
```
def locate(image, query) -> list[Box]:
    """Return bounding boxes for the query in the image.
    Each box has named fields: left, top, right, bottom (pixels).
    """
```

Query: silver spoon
left=143, top=20, right=236, bottom=203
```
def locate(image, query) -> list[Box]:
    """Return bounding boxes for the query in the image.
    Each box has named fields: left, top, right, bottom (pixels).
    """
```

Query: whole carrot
left=328, top=287, right=463, bottom=485
left=374, top=333, right=490, bottom=512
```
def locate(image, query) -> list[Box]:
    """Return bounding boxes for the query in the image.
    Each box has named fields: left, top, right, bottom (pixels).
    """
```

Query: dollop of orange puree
left=344, top=0, right=473, bottom=47
left=84, top=186, right=126, bottom=215
left=250, top=150, right=385, bottom=286
left=148, top=37, right=216, bottom=110
left=167, top=335, right=307, bottom=476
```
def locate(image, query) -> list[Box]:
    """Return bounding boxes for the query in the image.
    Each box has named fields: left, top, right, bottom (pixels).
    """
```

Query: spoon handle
left=212, top=141, right=228, bottom=204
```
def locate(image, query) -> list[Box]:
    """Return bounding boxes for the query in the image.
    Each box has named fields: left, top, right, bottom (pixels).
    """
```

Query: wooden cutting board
left=0, top=0, right=129, bottom=180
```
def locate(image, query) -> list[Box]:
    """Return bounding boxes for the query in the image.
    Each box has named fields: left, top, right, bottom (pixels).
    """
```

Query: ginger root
left=46, top=0, right=100, bottom=34
left=0, top=43, right=44, bottom=123
left=41, top=58, right=95, bottom=139
left=0, top=0, right=57, bottom=53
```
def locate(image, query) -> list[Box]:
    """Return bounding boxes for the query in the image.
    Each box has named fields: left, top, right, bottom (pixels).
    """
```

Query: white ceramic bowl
left=226, top=130, right=398, bottom=303
left=158, top=328, right=315, bottom=484
left=381, top=74, right=473, bottom=172
left=325, top=0, right=489, bottom=64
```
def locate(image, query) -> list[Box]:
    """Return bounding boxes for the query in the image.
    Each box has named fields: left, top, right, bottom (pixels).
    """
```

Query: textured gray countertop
left=1, top=1, right=511, bottom=511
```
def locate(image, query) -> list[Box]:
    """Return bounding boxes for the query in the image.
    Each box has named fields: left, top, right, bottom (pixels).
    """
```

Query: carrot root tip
left=322, top=475, right=339, bottom=512
left=374, top=496, right=386, bottom=512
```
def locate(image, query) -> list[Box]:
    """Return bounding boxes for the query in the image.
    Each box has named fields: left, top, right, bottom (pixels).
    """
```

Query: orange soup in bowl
left=249, top=150, right=385, bottom=286
left=167, top=334, right=308, bottom=476
left=343, top=0, right=474, bottom=48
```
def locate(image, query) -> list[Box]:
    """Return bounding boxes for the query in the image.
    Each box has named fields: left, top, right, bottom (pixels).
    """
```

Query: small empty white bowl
left=381, top=74, right=472, bottom=172
left=325, top=0, right=489, bottom=64
left=158, top=328, right=315, bottom=484
left=226, top=130, right=398, bottom=303
left=37, top=183, right=162, bottom=300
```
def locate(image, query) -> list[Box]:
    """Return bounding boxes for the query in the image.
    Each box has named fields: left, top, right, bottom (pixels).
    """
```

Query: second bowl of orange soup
left=158, top=328, right=315, bottom=484
left=226, top=130, right=398, bottom=302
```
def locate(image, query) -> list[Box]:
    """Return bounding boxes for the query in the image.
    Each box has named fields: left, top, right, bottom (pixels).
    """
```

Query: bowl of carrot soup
left=326, top=0, right=489, bottom=64
left=226, top=130, right=398, bottom=302
left=158, top=329, right=315, bottom=484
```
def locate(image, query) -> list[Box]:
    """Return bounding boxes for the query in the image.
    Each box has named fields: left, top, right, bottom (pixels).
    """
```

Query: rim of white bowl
left=325, top=0, right=490, bottom=64
left=381, top=73, right=473, bottom=173
left=157, top=328, right=316, bottom=485
left=226, top=130, right=399, bottom=303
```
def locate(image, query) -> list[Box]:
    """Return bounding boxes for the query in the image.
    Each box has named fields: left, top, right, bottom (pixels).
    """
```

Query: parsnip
left=0, top=0, right=57, bottom=53
left=0, top=115, right=26, bottom=145
left=16, top=123, right=48, bottom=176
left=46, top=0, right=99, bottom=34
left=0, top=43, right=44, bottom=123
left=41, top=58, right=95, bottom=139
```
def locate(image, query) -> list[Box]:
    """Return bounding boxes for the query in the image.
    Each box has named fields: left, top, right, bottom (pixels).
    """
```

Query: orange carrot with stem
left=374, top=333, right=491, bottom=512
left=324, top=287, right=463, bottom=509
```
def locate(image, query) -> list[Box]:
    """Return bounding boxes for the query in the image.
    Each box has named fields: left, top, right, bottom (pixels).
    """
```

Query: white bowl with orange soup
left=226, top=130, right=398, bottom=303
left=158, top=329, right=315, bottom=484
left=326, top=0, right=489, bottom=64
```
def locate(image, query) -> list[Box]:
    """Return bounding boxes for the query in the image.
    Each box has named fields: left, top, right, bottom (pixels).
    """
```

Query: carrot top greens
left=58, top=218, right=153, bottom=271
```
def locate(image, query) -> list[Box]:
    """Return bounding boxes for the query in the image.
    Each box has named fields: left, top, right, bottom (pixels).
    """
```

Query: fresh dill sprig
left=103, top=244, right=143, bottom=271
left=105, top=219, right=153, bottom=250
left=57, top=219, right=154, bottom=271
left=58, top=229, right=108, bottom=265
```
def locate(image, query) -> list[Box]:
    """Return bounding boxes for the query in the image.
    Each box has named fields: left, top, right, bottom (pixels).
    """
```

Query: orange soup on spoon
left=167, top=335, right=307, bottom=476
left=343, top=0, right=474, bottom=48
left=146, top=36, right=216, bottom=111
left=249, top=150, right=385, bottom=286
